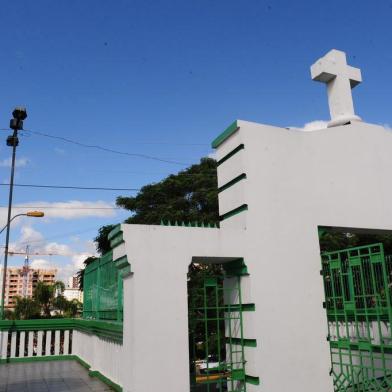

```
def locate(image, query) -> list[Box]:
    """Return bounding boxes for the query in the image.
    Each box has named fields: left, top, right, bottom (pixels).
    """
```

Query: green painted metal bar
left=321, top=243, right=392, bottom=391
left=189, top=264, right=251, bottom=392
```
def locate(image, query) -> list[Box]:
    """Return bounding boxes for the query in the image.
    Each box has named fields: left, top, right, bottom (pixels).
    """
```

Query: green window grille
left=83, top=251, right=123, bottom=322
left=321, top=243, right=392, bottom=391
left=189, top=272, right=247, bottom=392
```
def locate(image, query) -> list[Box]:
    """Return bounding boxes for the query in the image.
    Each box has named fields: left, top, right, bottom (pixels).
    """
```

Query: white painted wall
left=114, top=119, right=392, bottom=392
left=73, top=330, right=123, bottom=386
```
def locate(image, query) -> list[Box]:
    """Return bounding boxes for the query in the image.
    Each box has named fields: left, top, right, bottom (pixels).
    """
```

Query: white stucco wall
left=117, top=226, right=236, bottom=392
left=114, top=119, right=392, bottom=392
left=73, top=330, right=123, bottom=386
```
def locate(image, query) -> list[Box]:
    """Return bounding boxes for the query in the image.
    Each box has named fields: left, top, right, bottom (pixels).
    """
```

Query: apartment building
left=0, top=266, right=57, bottom=309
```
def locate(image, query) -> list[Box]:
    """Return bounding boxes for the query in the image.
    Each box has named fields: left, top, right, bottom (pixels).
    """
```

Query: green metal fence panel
left=189, top=273, right=247, bottom=392
left=83, top=251, right=123, bottom=322
left=321, top=243, right=392, bottom=391
left=83, top=259, right=99, bottom=320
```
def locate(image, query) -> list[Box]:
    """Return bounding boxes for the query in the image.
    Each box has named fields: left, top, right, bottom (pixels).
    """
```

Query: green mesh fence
left=83, top=251, right=123, bottom=322
left=321, top=243, right=392, bottom=391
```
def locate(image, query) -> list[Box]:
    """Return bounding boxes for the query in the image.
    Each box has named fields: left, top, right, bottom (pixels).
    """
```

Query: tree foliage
left=77, top=256, right=98, bottom=291
left=95, top=225, right=115, bottom=255
left=79, top=158, right=219, bottom=291
left=116, top=158, right=218, bottom=225
left=33, top=281, right=65, bottom=318
left=320, top=230, right=392, bottom=254
left=13, top=297, right=41, bottom=320
left=5, top=280, right=81, bottom=320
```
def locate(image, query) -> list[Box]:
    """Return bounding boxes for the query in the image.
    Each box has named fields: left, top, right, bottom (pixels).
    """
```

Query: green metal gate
left=321, top=243, right=392, bottom=391
left=189, top=273, right=247, bottom=392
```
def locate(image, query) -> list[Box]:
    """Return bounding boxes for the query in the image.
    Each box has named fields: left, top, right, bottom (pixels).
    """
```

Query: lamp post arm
left=0, top=214, right=26, bottom=235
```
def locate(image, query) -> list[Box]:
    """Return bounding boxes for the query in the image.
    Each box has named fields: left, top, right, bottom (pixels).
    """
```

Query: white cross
left=311, top=49, right=362, bottom=127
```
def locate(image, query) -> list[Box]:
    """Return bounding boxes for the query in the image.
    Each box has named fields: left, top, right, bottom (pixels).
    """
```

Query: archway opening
left=187, top=258, right=249, bottom=392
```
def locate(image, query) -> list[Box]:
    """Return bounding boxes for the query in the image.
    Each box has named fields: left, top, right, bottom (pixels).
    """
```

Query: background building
left=0, top=266, right=57, bottom=310
left=68, top=274, right=79, bottom=289
left=64, top=274, right=83, bottom=303
left=63, top=287, right=83, bottom=303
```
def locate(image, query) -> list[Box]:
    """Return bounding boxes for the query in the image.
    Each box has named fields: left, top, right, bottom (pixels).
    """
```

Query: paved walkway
left=0, top=360, right=112, bottom=391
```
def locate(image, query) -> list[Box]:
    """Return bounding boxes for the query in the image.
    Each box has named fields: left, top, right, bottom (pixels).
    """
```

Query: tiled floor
left=0, top=360, right=113, bottom=391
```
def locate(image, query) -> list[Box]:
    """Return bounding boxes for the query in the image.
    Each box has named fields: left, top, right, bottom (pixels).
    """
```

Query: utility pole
left=0, top=107, right=27, bottom=319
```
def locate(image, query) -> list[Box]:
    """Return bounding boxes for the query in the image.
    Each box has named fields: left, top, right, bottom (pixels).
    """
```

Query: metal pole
left=1, top=129, right=18, bottom=319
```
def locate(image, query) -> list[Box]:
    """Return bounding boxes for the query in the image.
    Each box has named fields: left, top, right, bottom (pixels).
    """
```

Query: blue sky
left=0, top=0, right=391, bottom=282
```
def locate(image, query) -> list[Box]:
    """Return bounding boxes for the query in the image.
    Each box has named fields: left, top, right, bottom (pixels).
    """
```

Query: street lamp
left=0, top=107, right=28, bottom=319
left=0, top=211, right=45, bottom=235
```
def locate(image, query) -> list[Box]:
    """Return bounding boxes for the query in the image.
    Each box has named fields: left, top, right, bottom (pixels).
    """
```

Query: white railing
left=0, top=329, right=73, bottom=360
left=0, top=319, right=124, bottom=390
left=328, top=320, right=391, bottom=345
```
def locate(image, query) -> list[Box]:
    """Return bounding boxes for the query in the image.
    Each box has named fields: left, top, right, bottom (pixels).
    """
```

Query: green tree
left=319, top=230, right=392, bottom=254
left=65, top=299, right=82, bottom=318
left=13, top=297, right=41, bottom=320
left=95, top=225, right=115, bottom=255
left=79, top=157, right=219, bottom=291
left=33, top=281, right=65, bottom=317
left=77, top=256, right=98, bottom=291
left=116, top=157, right=218, bottom=225
left=52, top=295, right=69, bottom=316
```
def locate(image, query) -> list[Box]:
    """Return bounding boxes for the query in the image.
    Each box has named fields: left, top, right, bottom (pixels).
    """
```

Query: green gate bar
left=321, top=243, right=392, bottom=391
left=189, top=272, right=247, bottom=392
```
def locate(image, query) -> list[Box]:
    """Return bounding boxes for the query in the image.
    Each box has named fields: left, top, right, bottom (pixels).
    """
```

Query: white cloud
left=18, top=226, right=44, bottom=244
left=10, top=226, right=98, bottom=284
left=55, top=245, right=98, bottom=283
left=30, top=258, right=53, bottom=269
left=288, top=120, right=328, bottom=132
left=0, top=200, right=117, bottom=227
left=43, top=242, right=73, bottom=256
left=0, top=157, right=29, bottom=168
left=29, top=256, right=85, bottom=284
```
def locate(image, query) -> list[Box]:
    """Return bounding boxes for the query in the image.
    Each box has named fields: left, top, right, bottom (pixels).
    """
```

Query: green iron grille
left=83, top=251, right=123, bottom=322
left=189, top=275, right=247, bottom=392
left=321, top=243, right=392, bottom=391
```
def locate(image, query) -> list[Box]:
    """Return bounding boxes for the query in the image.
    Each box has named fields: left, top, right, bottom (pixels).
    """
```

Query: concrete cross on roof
left=311, top=49, right=362, bottom=127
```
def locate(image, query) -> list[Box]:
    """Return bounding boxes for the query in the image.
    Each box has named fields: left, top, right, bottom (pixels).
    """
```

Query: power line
left=2, top=226, right=101, bottom=247
left=4, top=249, right=95, bottom=257
left=0, top=183, right=139, bottom=191
left=0, top=205, right=121, bottom=210
left=22, top=129, right=192, bottom=166
left=14, top=129, right=210, bottom=146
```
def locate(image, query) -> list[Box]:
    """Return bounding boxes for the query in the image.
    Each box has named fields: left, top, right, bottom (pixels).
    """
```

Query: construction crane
left=7, top=250, right=59, bottom=256
left=22, top=245, right=30, bottom=298
left=6, top=247, right=59, bottom=298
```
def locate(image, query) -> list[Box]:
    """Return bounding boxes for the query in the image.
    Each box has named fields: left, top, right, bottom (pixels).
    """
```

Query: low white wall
left=73, top=330, right=123, bottom=387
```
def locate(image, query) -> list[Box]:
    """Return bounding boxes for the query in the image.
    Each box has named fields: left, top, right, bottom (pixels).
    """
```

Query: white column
left=19, top=331, right=26, bottom=357
left=63, top=330, right=69, bottom=355
left=45, top=330, right=52, bottom=356
left=0, top=331, right=8, bottom=359
left=54, top=330, right=60, bottom=355
left=37, top=331, right=43, bottom=357
left=10, top=332, right=17, bottom=358
left=28, top=331, right=34, bottom=357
